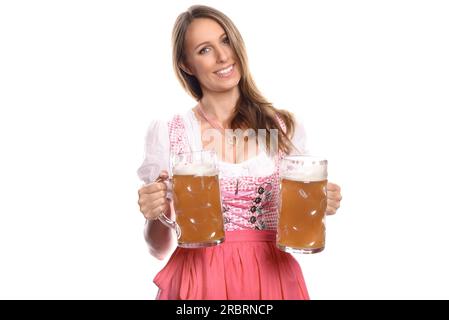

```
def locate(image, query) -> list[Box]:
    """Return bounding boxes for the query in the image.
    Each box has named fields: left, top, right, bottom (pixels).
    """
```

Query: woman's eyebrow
left=194, top=33, right=227, bottom=50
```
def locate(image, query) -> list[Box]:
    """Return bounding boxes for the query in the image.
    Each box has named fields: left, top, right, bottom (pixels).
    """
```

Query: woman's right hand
left=138, top=170, right=170, bottom=220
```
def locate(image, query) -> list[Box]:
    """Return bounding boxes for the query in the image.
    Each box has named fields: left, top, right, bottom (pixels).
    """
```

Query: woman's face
left=182, top=18, right=241, bottom=95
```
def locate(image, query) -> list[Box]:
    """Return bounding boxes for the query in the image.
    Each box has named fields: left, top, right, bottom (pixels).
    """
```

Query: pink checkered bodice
left=168, top=115, right=285, bottom=231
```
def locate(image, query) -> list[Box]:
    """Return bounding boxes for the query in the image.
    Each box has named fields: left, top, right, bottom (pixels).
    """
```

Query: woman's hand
left=138, top=170, right=170, bottom=220
left=326, top=182, right=342, bottom=215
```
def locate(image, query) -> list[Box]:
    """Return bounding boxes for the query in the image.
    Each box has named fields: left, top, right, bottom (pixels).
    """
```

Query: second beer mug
left=158, top=150, right=225, bottom=248
left=277, top=156, right=328, bottom=254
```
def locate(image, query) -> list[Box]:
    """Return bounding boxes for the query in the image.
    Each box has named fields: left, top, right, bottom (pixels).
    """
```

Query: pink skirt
left=154, top=230, right=310, bottom=300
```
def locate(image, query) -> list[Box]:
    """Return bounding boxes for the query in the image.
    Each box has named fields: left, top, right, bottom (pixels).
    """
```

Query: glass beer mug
left=158, top=150, right=225, bottom=248
left=277, top=156, right=328, bottom=254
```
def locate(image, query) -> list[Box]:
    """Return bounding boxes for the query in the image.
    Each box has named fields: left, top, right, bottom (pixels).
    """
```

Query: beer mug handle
left=158, top=212, right=181, bottom=239
left=155, top=176, right=181, bottom=239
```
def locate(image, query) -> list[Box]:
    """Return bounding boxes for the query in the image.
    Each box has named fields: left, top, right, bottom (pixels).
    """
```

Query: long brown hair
left=172, top=5, right=296, bottom=154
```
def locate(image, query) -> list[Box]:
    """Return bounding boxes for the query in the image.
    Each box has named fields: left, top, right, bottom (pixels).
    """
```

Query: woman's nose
left=215, top=46, right=229, bottom=63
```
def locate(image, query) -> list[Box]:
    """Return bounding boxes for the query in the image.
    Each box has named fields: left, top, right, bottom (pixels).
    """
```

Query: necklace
left=197, top=102, right=236, bottom=145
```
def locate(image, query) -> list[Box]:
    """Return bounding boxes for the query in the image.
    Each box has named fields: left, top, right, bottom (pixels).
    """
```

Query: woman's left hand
left=326, top=182, right=342, bottom=215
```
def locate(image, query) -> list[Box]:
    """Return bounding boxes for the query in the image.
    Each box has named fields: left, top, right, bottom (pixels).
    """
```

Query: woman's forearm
left=144, top=201, right=175, bottom=260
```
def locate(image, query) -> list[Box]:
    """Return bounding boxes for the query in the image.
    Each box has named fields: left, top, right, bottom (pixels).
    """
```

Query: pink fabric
left=220, top=175, right=279, bottom=230
left=154, top=114, right=309, bottom=300
left=155, top=230, right=310, bottom=300
left=168, top=114, right=190, bottom=156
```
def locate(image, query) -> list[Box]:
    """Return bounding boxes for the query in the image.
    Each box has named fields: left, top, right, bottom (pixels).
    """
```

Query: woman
left=137, top=5, right=342, bottom=299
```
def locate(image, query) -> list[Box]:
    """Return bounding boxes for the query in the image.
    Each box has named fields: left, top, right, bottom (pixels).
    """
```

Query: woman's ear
left=180, top=62, right=194, bottom=76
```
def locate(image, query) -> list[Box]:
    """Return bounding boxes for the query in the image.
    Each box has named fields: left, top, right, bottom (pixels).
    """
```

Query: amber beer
left=170, top=151, right=225, bottom=248
left=277, top=156, right=328, bottom=254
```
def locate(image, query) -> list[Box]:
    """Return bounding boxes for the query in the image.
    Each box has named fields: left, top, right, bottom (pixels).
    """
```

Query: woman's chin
left=214, top=80, right=240, bottom=92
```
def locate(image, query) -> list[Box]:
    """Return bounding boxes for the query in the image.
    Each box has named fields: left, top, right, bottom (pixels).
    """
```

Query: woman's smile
left=214, top=63, right=235, bottom=79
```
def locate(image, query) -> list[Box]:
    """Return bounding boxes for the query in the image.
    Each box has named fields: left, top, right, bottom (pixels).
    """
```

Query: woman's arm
left=143, top=200, right=175, bottom=260
left=137, top=119, right=174, bottom=259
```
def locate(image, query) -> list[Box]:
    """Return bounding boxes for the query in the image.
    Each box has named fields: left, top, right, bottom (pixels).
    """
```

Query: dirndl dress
left=151, top=114, right=310, bottom=300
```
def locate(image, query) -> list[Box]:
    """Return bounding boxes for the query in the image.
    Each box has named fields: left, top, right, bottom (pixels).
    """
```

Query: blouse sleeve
left=289, top=117, right=309, bottom=155
left=136, top=120, right=170, bottom=184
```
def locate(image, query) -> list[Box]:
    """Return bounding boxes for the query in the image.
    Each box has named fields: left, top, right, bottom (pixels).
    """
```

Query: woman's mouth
left=214, top=64, right=235, bottom=78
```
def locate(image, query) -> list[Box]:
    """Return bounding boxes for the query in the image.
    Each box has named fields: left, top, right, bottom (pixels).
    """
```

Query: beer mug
left=158, top=150, right=225, bottom=248
left=277, top=155, right=328, bottom=254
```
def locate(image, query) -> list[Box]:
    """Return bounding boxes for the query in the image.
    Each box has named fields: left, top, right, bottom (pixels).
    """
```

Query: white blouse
left=137, top=110, right=308, bottom=184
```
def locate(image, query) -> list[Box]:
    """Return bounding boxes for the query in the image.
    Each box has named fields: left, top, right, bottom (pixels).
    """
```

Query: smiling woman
left=136, top=4, right=342, bottom=300
left=179, top=19, right=241, bottom=94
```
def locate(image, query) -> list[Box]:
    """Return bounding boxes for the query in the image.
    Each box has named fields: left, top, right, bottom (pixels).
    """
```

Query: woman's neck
left=199, top=87, right=240, bottom=128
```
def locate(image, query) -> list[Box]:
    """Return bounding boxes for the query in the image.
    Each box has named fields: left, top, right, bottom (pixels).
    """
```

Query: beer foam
left=281, top=166, right=327, bottom=182
left=173, top=163, right=217, bottom=176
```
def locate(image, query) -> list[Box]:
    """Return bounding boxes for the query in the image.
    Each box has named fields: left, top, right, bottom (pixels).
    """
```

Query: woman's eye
left=223, top=37, right=230, bottom=44
left=199, top=47, right=210, bottom=54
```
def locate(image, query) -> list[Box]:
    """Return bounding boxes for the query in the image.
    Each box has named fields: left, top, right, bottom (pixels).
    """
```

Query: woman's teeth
left=216, top=65, right=234, bottom=77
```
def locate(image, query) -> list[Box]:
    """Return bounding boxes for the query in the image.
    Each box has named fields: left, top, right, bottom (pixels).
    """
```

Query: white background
left=1, top=0, right=448, bottom=299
